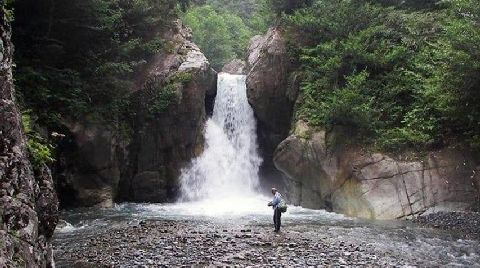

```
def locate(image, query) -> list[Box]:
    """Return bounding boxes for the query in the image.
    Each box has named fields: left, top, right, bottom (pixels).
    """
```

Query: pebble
left=413, top=211, right=480, bottom=238
left=53, top=218, right=479, bottom=267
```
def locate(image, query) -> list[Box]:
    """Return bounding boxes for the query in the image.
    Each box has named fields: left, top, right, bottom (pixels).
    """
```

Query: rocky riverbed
left=414, top=211, right=480, bottom=239
left=52, top=204, right=480, bottom=267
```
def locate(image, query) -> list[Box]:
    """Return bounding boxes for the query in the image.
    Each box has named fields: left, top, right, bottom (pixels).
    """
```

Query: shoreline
left=412, top=211, right=480, bottom=239
left=53, top=211, right=480, bottom=267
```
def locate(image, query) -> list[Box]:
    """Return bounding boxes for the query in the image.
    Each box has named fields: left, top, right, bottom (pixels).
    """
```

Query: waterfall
left=179, top=73, right=262, bottom=203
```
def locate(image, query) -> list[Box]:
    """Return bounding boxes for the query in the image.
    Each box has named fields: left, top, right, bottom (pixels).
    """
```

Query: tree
left=269, top=0, right=313, bottom=16
left=285, top=0, right=480, bottom=150
left=182, top=5, right=252, bottom=69
left=12, top=0, right=180, bottom=126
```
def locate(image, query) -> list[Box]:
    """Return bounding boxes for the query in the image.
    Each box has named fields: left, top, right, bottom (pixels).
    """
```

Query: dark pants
left=273, top=207, right=282, bottom=232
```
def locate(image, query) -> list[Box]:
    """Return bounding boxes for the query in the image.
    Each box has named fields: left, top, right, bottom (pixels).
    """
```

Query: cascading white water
left=179, top=73, right=263, bottom=208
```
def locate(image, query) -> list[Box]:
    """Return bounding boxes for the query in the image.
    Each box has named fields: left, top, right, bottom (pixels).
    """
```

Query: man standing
left=268, top=188, right=283, bottom=232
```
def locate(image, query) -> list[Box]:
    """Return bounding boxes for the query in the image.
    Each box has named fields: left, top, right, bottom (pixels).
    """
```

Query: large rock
left=222, top=59, right=246, bottom=75
left=274, top=123, right=480, bottom=219
left=246, top=28, right=298, bottom=190
left=246, top=28, right=297, bottom=157
left=118, top=21, right=216, bottom=203
left=1, top=7, right=58, bottom=267
left=55, top=121, right=124, bottom=208
left=54, top=21, right=216, bottom=206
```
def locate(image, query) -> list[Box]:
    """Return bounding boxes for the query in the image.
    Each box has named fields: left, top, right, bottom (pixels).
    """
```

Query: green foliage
left=268, top=0, right=313, bottom=16
left=22, top=112, right=54, bottom=167
left=182, top=5, right=253, bottom=69
left=12, top=0, right=181, bottom=128
left=288, top=0, right=480, bottom=151
left=183, top=0, right=278, bottom=69
left=247, top=0, right=275, bottom=34
left=146, top=72, right=192, bottom=115
left=3, top=0, right=15, bottom=22
left=205, top=0, right=258, bottom=19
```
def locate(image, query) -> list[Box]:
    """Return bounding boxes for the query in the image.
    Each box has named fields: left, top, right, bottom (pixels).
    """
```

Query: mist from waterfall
left=179, top=73, right=263, bottom=211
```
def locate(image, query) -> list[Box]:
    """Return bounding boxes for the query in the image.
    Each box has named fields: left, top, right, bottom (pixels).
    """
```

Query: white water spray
left=179, top=73, right=264, bottom=212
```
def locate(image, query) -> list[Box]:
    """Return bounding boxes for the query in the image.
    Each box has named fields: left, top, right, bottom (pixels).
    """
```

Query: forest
left=6, top=0, right=479, bottom=168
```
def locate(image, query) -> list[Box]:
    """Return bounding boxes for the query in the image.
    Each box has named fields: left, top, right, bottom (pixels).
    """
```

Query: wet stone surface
left=414, top=211, right=480, bottom=238
left=53, top=219, right=480, bottom=267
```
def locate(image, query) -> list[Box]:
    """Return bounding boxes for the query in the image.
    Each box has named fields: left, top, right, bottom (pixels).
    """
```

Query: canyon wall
left=1, top=7, right=58, bottom=266
left=246, top=28, right=298, bottom=190
left=246, top=28, right=480, bottom=219
left=56, top=22, right=216, bottom=207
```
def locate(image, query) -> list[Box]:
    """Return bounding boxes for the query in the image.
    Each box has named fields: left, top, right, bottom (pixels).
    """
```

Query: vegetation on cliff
left=12, top=0, right=184, bottom=128
left=8, top=0, right=480, bottom=159
left=274, top=0, right=480, bottom=151
left=182, top=0, right=273, bottom=70
left=9, top=0, right=191, bottom=164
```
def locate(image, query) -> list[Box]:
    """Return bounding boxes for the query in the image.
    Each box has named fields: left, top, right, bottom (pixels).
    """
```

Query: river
left=53, top=73, right=480, bottom=267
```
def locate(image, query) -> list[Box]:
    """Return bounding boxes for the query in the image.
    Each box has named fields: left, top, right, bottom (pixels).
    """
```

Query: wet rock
left=414, top=211, right=480, bottom=238
left=274, top=123, right=480, bottom=219
left=222, top=59, right=246, bottom=74
left=246, top=27, right=298, bottom=183
left=53, top=218, right=480, bottom=267
left=1, top=8, right=58, bottom=267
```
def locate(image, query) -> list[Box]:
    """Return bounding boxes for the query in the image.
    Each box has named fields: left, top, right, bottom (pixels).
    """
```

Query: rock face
left=246, top=28, right=298, bottom=190
left=54, top=21, right=216, bottom=207
left=222, top=59, right=246, bottom=75
left=55, top=121, right=125, bottom=208
left=245, top=27, right=480, bottom=219
left=120, top=22, right=216, bottom=203
left=246, top=28, right=296, bottom=158
left=274, top=122, right=480, bottom=219
left=1, top=8, right=58, bottom=267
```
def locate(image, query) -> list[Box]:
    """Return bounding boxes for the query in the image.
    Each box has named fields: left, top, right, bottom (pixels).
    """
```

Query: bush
left=22, top=113, right=54, bottom=167
left=146, top=72, right=193, bottom=115
left=287, top=0, right=480, bottom=151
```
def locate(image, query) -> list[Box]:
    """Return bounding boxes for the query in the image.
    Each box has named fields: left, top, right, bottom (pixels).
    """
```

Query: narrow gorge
left=2, top=0, right=480, bottom=267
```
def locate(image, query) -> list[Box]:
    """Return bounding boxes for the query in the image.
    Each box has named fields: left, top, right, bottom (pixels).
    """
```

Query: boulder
left=246, top=28, right=296, bottom=157
left=1, top=8, right=58, bottom=267
left=274, top=124, right=480, bottom=219
left=55, top=121, right=123, bottom=208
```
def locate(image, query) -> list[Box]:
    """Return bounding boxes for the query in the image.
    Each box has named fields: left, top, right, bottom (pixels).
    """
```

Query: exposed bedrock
left=274, top=122, right=480, bottom=219
left=222, top=59, right=246, bottom=75
left=1, top=7, right=59, bottom=267
left=246, top=27, right=479, bottom=219
left=246, top=28, right=298, bottom=191
left=54, top=122, right=124, bottom=208
left=122, top=22, right=216, bottom=203
left=56, top=21, right=216, bottom=207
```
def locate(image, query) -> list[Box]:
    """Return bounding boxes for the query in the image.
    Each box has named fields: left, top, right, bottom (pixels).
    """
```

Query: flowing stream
left=52, top=73, right=480, bottom=267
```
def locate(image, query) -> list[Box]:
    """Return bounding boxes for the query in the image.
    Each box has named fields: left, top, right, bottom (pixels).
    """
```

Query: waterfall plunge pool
left=52, top=73, right=480, bottom=267
left=53, top=201, right=480, bottom=267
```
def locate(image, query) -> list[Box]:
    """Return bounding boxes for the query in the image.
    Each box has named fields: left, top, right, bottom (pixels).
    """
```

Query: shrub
left=22, top=113, right=54, bottom=167
left=287, top=0, right=480, bottom=151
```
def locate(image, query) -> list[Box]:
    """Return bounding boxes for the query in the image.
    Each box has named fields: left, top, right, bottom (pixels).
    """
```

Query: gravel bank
left=53, top=218, right=480, bottom=267
left=414, top=211, right=480, bottom=238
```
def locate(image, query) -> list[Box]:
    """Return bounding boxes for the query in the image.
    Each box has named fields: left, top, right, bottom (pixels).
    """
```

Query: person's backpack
left=278, top=199, right=287, bottom=213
